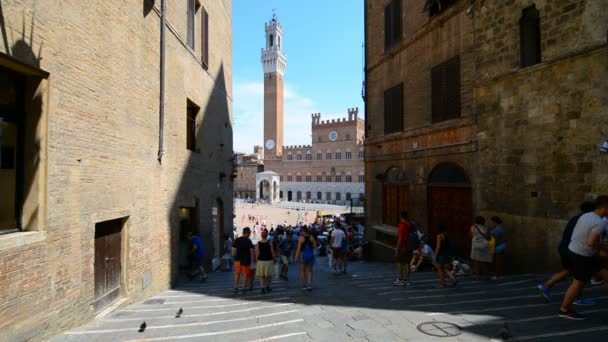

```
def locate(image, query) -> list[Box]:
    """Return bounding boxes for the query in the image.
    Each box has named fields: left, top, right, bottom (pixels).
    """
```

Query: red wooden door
left=94, top=219, right=122, bottom=312
left=383, top=184, right=410, bottom=227
left=427, top=186, right=472, bottom=258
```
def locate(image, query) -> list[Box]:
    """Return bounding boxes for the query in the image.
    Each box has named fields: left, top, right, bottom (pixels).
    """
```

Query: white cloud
left=233, top=80, right=318, bottom=152
left=233, top=80, right=357, bottom=154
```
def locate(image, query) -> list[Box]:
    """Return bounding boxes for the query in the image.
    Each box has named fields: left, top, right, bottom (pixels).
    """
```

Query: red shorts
left=332, top=247, right=342, bottom=258
left=247, top=268, right=256, bottom=279
left=235, top=262, right=251, bottom=275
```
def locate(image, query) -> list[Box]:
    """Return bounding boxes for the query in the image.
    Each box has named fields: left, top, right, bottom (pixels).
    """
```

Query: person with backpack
left=394, top=211, right=416, bottom=286
left=538, top=201, right=596, bottom=304
left=470, top=216, right=492, bottom=281
left=295, top=226, right=317, bottom=291
left=434, top=224, right=457, bottom=288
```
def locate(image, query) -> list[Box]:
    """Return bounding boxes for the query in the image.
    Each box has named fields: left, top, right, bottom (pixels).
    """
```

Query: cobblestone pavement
left=52, top=259, right=608, bottom=341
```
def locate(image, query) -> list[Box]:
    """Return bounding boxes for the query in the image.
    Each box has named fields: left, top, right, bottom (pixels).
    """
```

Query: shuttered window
left=384, top=83, right=404, bottom=134
left=431, top=56, right=461, bottom=123
left=520, top=6, right=541, bottom=68
left=384, top=0, right=402, bottom=50
left=201, top=7, right=209, bottom=69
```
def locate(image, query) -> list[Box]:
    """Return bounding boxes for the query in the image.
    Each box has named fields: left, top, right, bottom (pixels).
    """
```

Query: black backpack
left=407, top=223, right=421, bottom=250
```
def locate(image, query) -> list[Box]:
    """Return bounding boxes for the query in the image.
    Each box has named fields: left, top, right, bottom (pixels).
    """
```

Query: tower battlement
left=311, top=107, right=361, bottom=126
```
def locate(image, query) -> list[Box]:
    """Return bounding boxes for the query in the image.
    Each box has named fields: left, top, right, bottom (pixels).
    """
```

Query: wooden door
left=94, top=219, right=123, bottom=312
left=427, top=186, right=472, bottom=258
left=382, top=184, right=410, bottom=227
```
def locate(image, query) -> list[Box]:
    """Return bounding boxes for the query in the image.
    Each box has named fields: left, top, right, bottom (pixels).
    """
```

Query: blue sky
left=232, top=0, right=364, bottom=153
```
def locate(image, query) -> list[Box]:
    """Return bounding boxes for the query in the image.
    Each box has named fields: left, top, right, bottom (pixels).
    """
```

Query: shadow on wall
left=143, top=0, right=155, bottom=18
left=168, top=64, right=233, bottom=286
left=0, top=5, right=45, bottom=232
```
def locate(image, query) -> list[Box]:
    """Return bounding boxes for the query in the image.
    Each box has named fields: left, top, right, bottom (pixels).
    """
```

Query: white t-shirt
left=331, top=229, right=346, bottom=248
left=420, top=244, right=435, bottom=260
left=568, top=212, right=606, bottom=257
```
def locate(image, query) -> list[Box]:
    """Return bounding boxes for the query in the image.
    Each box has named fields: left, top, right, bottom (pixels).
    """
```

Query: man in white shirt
left=559, top=195, right=608, bottom=320
left=411, top=244, right=435, bottom=272
left=330, top=227, right=346, bottom=274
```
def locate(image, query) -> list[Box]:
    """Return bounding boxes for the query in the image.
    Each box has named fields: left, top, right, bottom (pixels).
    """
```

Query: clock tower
left=262, top=14, right=286, bottom=162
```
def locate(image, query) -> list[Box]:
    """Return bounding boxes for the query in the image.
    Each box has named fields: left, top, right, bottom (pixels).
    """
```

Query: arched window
left=335, top=172, right=342, bottom=183
left=359, top=171, right=365, bottom=183
left=346, top=133, right=351, bottom=140
left=305, top=173, right=312, bottom=182
left=296, top=172, right=302, bottom=182
left=306, top=151, right=312, bottom=160
left=346, top=172, right=352, bottom=183
left=297, top=152, right=303, bottom=160
left=345, top=149, right=352, bottom=160
left=520, top=5, right=541, bottom=68
left=316, top=151, right=322, bottom=160
left=316, top=173, right=322, bottom=182
left=335, top=150, right=342, bottom=160
left=326, top=150, right=332, bottom=160
left=287, top=152, right=292, bottom=161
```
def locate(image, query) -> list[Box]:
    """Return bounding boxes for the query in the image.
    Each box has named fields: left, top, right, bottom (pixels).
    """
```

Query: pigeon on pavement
left=175, top=307, right=183, bottom=318
left=139, top=321, right=147, bottom=333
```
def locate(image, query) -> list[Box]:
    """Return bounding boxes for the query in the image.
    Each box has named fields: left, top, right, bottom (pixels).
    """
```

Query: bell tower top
left=261, top=14, right=287, bottom=75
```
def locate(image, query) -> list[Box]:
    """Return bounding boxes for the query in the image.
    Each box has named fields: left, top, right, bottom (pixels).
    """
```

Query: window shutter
left=384, top=4, right=392, bottom=50
left=202, top=7, right=209, bottom=68
left=187, top=0, right=195, bottom=49
left=392, top=0, right=402, bottom=44
left=444, top=56, right=460, bottom=120
left=394, top=83, right=404, bottom=132
left=384, top=87, right=393, bottom=133
left=431, top=64, right=443, bottom=123
left=384, top=83, right=403, bottom=134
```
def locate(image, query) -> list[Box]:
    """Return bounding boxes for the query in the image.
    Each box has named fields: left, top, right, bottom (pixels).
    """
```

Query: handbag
left=475, top=225, right=491, bottom=241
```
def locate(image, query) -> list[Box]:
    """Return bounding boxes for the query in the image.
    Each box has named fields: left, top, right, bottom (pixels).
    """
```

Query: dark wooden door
left=382, top=184, right=410, bottom=227
left=94, top=219, right=122, bottom=312
left=427, top=186, right=472, bottom=258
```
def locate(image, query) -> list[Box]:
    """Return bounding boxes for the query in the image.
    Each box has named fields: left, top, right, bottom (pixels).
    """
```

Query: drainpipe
left=158, top=0, right=167, bottom=163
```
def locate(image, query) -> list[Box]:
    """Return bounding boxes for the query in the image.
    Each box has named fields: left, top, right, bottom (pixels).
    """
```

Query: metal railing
left=234, top=198, right=364, bottom=214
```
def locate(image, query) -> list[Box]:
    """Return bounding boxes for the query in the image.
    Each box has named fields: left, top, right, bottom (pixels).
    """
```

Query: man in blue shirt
left=188, top=232, right=208, bottom=281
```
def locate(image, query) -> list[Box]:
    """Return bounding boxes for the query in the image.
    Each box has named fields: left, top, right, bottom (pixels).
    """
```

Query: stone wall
left=0, top=0, right=233, bottom=340
left=476, top=49, right=608, bottom=271
left=474, top=0, right=608, bottom=272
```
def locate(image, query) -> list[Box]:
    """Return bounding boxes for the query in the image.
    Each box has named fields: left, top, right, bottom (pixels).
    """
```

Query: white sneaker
left=404, top=281, right=411, bottom=286
left=393, top=279, right=405, bottom=286
left=591, top=278, right=603, bottom=285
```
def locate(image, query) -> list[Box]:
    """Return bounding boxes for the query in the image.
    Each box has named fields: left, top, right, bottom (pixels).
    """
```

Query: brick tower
left=261, top=14, right=287, bottom=164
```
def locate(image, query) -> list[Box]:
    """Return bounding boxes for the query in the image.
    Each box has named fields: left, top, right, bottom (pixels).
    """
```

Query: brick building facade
left=234, top=146, right=264, bottom=199
left=258, top=16, right=366, bottom=205
left=0, top=0, right=233, bottom=339
left=364, top=0, right=608, bottom=269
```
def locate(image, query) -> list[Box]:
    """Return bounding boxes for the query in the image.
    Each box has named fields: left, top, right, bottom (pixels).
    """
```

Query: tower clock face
left=265, top=139, right=276, bottom=150
left=328, top=131, right=338, bottom=142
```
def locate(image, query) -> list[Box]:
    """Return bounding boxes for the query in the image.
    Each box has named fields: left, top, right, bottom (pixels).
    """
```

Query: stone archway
left=427, top=163, right=472, bottom=258
left=255, top=171, right=281, bottom=203
left=259, top=180, right=271, bottom=200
